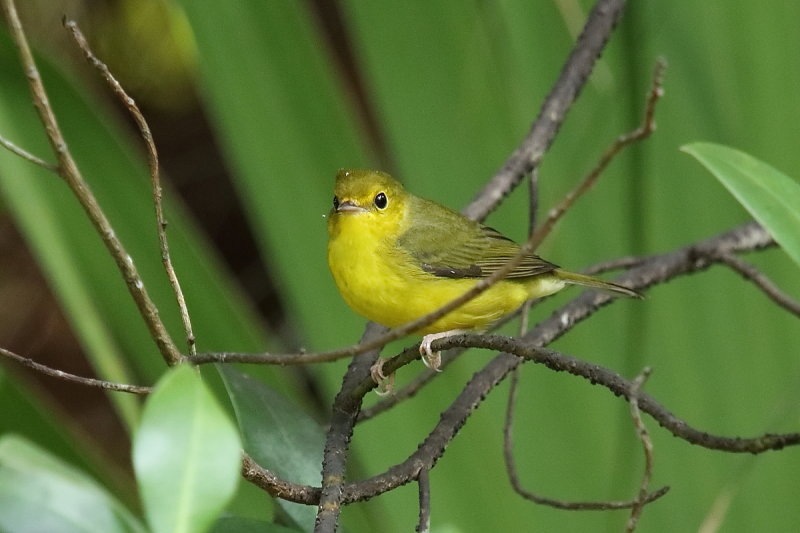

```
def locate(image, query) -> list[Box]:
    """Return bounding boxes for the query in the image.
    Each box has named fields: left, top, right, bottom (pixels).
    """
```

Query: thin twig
left=527, top=58, right=666, bottom=252
left=0, top=347, right=152, bottom=395
left=0, top=135, right=57, bottom=170
left=625, top=367, right=656, bottom=532
left=1, top=0, right=182, bottom=365
left=501, top=328, right=664, bottom=510
left=463, top=0, right=629, bottom=222
left=64, top=19, right=196, bottom=355
left=715, top=252, right=800, bottom=317
left=416, top=467, right=431, bottom=533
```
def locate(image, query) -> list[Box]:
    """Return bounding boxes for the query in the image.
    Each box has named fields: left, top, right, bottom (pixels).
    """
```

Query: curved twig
left=64, top=19, right=197, bottom=355
left=625, top=368, right=656, bottom=532
left=527, top=58, right=665, bottom=252
left=503, top=365, right=668, bottom=511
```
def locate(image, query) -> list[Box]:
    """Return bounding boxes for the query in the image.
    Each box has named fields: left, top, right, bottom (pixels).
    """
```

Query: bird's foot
left=421, top=349, right=442, bottom=372
left=370, top=357, right=395, bottom=395
left=419, top=330, right=466, bottom=372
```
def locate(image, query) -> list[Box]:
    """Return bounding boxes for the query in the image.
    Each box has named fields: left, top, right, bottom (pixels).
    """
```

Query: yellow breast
left=327, top=205, right=534, bottom=334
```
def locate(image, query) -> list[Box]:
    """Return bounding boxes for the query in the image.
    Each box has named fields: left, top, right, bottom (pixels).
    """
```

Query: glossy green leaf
left=133, top=364, right=241, bottom=533
left=682, top=142, right=800, bottom=268
left=0, top=435, right=145, bottom=533
left=219, top=366, right=324, bottom=532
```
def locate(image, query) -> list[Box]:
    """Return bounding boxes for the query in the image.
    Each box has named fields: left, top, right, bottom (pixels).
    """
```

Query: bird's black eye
left=374, top=192, right=388, bottom=210
left=333, top=196, right=339, bottom=210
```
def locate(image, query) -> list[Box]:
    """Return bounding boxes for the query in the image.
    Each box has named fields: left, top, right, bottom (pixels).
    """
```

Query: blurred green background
left=0, top=0, right=798, bottom=531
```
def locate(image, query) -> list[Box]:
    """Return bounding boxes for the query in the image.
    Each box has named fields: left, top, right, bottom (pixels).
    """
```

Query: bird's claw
left=370, top=358, right=395, bottom=395
left=419, top=330, right=465, bottom=372
left=420, top=346, right=442, bottom=372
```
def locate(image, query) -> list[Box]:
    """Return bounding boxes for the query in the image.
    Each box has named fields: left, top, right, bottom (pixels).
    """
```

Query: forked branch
left=0, top=0, right=181, bottom=365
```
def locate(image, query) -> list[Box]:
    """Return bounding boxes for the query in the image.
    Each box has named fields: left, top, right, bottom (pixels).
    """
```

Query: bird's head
left=328, top=168, right=409, bottom=239
left=330, top=168, right=407, bottom=215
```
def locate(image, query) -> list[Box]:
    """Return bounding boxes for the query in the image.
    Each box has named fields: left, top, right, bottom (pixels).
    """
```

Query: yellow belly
left=327, top=215, right=563, bottom=333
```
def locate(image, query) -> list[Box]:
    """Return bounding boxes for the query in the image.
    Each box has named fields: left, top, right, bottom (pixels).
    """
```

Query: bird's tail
left=555, top=269, right=643, bottom=299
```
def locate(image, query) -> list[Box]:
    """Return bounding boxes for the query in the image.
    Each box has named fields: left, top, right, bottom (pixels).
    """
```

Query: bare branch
left=0, top=347, right=151, bottom=395
left=416, top=467, right=431, bottom=533
left=0, top=0, right=182, bottom=365
left=715, top=252, right=800, bottom=317
left=625, top=368, right=656, bottom=532
left=64, top=19, right=196, bottom=355
left=241, top=453, right=320, bottom=504
left=463, top=0, right=629, bottom=221
left=441, top=336, right=799, bottom=454
left=0, top=134, right=57, bottom=170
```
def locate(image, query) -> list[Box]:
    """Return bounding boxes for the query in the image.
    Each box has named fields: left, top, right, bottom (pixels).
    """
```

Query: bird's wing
left=396, top=197, right=558, bottom=280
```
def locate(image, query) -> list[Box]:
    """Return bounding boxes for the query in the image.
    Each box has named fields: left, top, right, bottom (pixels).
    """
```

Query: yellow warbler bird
left=327, top=169, right=640, bottom=375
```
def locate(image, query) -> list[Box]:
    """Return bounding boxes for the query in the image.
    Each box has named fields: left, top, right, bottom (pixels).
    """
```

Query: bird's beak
left=336, top=200, right=367, bottom=214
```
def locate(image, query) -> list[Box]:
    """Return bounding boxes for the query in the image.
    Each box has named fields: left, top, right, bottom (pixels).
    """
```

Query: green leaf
left=682, top=142, right=800, bottom=268
left=0, top=435, right=145, bottom=533
left=133, top=364, right=242, bottom=533
left=219, top=366, right=325, bottom=532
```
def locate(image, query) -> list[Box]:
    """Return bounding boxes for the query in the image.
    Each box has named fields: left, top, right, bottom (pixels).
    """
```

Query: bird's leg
left=419, top=330, right=466, bottom=372
left=370, top=357, right=395, bottom=395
